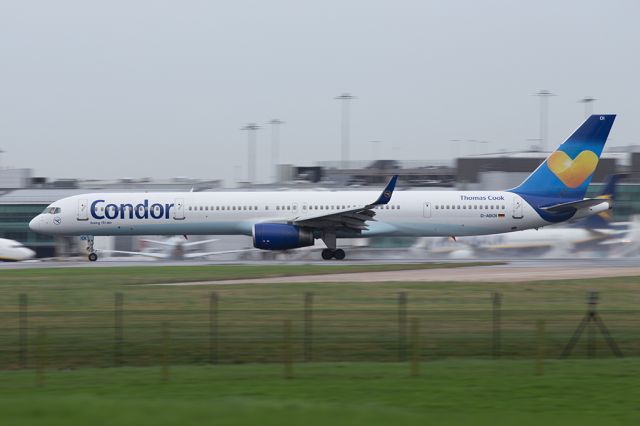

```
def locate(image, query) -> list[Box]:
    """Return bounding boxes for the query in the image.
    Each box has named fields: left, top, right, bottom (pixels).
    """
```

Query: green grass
left=0, top=268, right=639, bottom=368
left=0, top=262, right=496, bottom=286
left=0, top=360, right=638, bottom=425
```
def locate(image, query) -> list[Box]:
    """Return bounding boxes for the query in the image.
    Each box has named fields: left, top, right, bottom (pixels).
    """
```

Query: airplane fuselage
left=29, top=190, right=608, bottom=238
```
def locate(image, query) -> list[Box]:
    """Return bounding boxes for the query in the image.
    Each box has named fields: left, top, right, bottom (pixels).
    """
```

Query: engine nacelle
left=252, top=223, right=315, bottom=250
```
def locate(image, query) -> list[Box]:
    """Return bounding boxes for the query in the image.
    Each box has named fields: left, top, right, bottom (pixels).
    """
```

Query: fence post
left=304, top=292, right=313, bottom=362
left=161, top=322, right=170, bottom=382
left=19, top=294, right=28, bottom=369
left=283, top=319, right=293, bottom=379
left=492, top=292, right=502, bottom=359
left=588, top=311, right=596, bottom=359
left=398, top=292, right=408, bottom=362
left=209, top=292, right=219, bottom=365
left=535, top=320, right=545, bottom=376
left=410, top=317, right=420, bottom=377
left=35, top=327, right=46, bottom=387
left=114, top=292, right=124, bottom=366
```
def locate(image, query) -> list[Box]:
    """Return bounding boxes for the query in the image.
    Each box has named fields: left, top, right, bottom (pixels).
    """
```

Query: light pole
left=534, top=90, right=555, bottom=152
left=578, top=97, right=597, bottom=118
left=335, top=93, right=356, bottom=169
left=449, top=139, right=461, bottom=159
left=268, top=119, right=284, bottom=182
left=370, top=140, right=381, bottom=162
left=241, top=123, right=260, bottom=184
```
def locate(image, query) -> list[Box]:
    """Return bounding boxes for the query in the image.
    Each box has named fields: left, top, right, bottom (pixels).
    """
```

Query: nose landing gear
left=82, top=235, right=98, bottom=262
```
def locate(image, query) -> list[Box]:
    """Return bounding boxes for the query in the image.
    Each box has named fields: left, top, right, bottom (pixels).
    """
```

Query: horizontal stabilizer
left=541, top=198, right=610, bottom=213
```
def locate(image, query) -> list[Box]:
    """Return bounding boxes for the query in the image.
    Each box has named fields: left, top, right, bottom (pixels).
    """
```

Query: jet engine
left=252, top=223, right=314, bottom=250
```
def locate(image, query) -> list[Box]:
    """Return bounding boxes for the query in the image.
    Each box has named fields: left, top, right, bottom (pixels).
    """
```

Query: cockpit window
left=43, top=207, right=62, bottom=214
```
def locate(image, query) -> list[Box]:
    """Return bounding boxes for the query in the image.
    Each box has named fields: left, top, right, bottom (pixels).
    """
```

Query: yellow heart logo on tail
left=546, top=150, right=598, bottom=188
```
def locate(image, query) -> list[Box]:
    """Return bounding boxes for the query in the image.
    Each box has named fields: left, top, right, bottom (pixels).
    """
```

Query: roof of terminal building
left=0, top=189, right=96, bottom=204
left=459, top=150, right=631, bottom=165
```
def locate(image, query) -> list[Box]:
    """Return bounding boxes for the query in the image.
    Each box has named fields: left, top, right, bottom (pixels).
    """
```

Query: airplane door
left=173, top=198, right=185, bottom=220
left=77, top=199, right=89, bottom=221
left=512, top=196, right=523, bottom=219
left=292, top=202, right=299, bottom=217
left=423, top=201, right=431, bottom=218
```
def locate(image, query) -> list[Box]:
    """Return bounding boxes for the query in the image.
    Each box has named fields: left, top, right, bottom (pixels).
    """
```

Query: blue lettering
left=150, top=203, right=164, bottom=219
left=135, top=200, right=149, bottom=219
left=105, top=203, right=118, bottom=220
left=90, top=199, right=105, bottom=219
left=91, top=199, right=171, bottom=221
left=120, top=203, right=133, bottom=219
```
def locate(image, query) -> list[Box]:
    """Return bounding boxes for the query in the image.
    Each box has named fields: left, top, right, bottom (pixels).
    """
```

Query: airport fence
left=0, top=291, right=637, bottom=370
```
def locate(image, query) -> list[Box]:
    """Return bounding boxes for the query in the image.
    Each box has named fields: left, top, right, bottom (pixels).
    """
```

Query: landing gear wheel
left=321, top=249, right=334, bottom=260
left=334, top=249, right=346, bottom=260
left=88, top=252, right=98, bottom=262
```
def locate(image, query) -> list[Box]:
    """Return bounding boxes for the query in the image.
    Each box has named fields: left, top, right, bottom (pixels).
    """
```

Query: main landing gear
left=83, top=235, right=98, bottom=262
left=320, top=230, right=345, bottom=260
left=321, top=248, right=346, bottom=261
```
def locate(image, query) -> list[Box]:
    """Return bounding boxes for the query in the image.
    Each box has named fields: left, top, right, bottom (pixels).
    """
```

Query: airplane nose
left=23, top=248, right=36, bottom=260
left=29, top=216, right=43, bottom=233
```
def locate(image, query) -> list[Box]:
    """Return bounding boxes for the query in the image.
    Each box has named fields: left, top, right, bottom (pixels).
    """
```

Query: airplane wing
left=541, top=198, right=610, bottom=213
left=293, top=175, right=398, bottom=233
left=139, top=239, right=177, bottom=247
left=98, top=249, right=168, bottom=259
left=182, top=238, right=219, bottom=248
left=183, top=248, right=258, bottom=259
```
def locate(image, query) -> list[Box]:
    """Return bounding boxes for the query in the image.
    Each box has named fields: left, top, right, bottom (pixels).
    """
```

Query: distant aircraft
left=30, top=115, right=617, bottom=261
left=99, top=236, right=252, bottom=260
left=0, top=238, right=36, bottom=261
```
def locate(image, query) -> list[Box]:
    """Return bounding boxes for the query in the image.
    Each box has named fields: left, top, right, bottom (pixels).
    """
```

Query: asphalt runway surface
left=4, top=257, right=640, bottom=284
left=152, top=262, right=640, bottom=285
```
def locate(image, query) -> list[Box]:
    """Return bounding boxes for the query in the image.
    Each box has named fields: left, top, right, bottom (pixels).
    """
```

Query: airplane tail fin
left=510, top=115, right=616, bottom=200
left=581, top=173, right=625, bottom=229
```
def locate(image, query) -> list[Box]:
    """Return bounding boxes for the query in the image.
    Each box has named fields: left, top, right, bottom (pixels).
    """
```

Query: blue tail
left=511, top=114, right=616, bottom=200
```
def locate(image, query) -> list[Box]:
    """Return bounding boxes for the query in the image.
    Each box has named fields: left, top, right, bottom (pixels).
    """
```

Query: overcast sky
left=1, top=0, right=638, bottom=185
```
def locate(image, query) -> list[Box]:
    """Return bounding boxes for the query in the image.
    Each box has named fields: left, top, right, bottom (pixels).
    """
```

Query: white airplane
left=0, top=238, right=36, bottom=262
left=99, top=236, right=252, bottom=260
left=30, top=115, right=616, bottom=261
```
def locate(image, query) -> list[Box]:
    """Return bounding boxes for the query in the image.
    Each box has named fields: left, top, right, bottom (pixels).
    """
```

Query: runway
left=4, top=257, right=640, bottom=285
left=150, top=262, right=640, bottom=285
